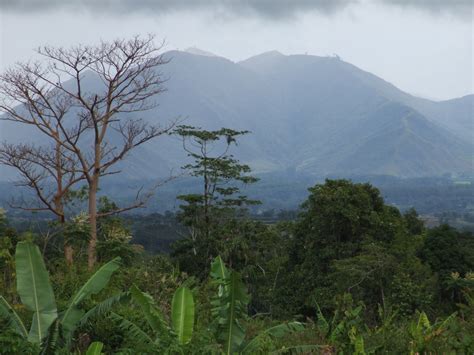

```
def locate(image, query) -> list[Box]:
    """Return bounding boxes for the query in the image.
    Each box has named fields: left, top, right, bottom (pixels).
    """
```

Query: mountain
left=297, top=101, right=470, bottom=176
left=0, top=50, right=472, bottom=183
left=184, top=47, right=217, bottom=57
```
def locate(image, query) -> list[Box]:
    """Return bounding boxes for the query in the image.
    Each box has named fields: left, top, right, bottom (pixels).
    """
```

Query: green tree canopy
left=171, top=126, right=260, bottom=277
left=279, top=179, right=430, bottom=315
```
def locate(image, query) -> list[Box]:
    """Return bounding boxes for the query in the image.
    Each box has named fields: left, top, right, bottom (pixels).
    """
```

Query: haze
left=0, top=0, right=472, bottom=101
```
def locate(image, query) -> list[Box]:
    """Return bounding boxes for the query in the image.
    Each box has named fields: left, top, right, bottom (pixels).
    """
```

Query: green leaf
left=315, top=303, right=329, bottom=336
left=210, top=257, right=250, bottom=354
left=349, top=326, right=366, bottom=355
left=40, top=319, right=60, bottom=355
left=15, top=241, right=57, bottom=343
left=0, top=295, right=28, bottom=338
left=213, top=271, right=249, bottom=355
left=437, top=311, right=457, bottom=331
left=130, top=285, right=170, bottom=335
left=77, top=292, right=131, bottom=329
left=210, top=255, right=230, bottom=300
left=86, top=341, right=104, bottom=355
left=330, top=321, right=346, bottom=342
left=210, top=255, right=229, bottom=281
left=417, top=311, right=431, bottom=330
left=270, top=344, right=324, bottom=354
left=354, top=335, right=366, bottom=355
left=61, top=257, right=121, bottom=336
left=171, top=286, right=195, bottom=345
left=242, top=322, right=305, bottom=354
left=110, top=312, right=155, bottom=346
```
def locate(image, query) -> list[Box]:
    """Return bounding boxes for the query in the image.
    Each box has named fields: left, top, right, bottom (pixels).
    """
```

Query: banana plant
left=210, top=256, right=320, bottom=354
left=315, top=300, right=364, bottom=344
left=210, top=256, right=249, bottom=354
left=240, top=322, right=310, bottom=354
left=0, top=241, right=121, bottom=350
left=408, top=311, right=457, bottom=354
left=112, top=284, right=196, bottom=352
left=114, top=257, right=314, bottom=354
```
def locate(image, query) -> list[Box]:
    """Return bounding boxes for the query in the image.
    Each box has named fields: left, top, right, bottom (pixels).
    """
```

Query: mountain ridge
left=0, top=50, right=472, bottom=181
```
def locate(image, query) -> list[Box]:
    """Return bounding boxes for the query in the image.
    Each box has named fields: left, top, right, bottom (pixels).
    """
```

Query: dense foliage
left=1, top=178, right=473, bottom=354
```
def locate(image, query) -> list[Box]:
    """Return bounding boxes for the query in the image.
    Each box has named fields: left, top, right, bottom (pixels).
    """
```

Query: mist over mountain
left=0, top=49, right=472, bottom=183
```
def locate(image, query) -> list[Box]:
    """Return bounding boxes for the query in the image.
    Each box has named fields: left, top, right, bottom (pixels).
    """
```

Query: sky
left=0, top=0, right=472, bottom=100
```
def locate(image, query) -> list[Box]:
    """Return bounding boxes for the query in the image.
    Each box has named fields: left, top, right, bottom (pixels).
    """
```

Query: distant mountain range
left=0, top=49, right=472, bottom=182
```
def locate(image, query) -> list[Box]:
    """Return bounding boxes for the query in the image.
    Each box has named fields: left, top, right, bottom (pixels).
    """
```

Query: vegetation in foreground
left=0, top=37, right=472, bottom=354
left=1, top=177, right=473, bottom=354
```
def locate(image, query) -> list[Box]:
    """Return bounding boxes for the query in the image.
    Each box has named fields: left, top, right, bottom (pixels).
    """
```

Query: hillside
left=0, top=50, right=472, bottom=181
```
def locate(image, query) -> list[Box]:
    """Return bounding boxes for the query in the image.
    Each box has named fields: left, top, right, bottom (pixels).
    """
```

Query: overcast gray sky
left=0, top=0, right=472, bottom=100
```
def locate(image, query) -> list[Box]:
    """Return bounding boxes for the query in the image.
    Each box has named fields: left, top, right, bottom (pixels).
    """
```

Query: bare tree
left=0, top=71, right=81, bottom=265
left=0, top=35, right=173, bottom=269
left=0, top=142, right=81, bottom=265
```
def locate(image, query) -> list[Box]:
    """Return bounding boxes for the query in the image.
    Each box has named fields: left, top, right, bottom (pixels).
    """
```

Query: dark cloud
left=0, top=0, right=355, bottom=18
left=0, top=0, right=471, bottom=20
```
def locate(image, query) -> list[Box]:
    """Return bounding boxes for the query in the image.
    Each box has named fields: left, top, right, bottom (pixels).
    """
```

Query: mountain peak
left=238, top=50, right=286, bottom=72
left=243, top=50, right=285, bottom=61
left=261, top=50, right=284, bottom=56
left=184, top=47, right=217, bottom=57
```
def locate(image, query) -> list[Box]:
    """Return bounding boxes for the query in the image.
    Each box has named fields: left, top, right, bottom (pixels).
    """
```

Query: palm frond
left=40, top=318, right=60, bottom=355
left=61, top=257, right=121, bottom=337
left=242, top=322, right=305, bottom=354
left=0, top=295, right=28, bottom=338
left=130, top=285, right=170, bottom=335
left=77, top=292, right=131, bottom=329
left=110, top=312, right=155, bottom=346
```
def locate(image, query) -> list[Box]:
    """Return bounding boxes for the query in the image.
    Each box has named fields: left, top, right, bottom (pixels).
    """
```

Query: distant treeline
left=2, top=173, right=472, bottom=218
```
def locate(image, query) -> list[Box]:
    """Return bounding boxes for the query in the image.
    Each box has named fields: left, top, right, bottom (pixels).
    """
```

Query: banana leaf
left=242, top=322, right=305, bottom=354
left=61, top=257, right=121, bottom=336
left=15, top=241, right=57, bottom=343
left=0, top=295, right=28, bottom=338
left=171, top=286, right=195, bottom=345
left=86, top=341, right=104, bottom=355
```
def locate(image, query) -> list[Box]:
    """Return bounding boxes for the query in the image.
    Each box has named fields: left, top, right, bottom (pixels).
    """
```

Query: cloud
left=380, top=0, right=473, bottom=20
left=1, top=0, right=471, bottom=20
left=0, top=0, right=355, bottom=19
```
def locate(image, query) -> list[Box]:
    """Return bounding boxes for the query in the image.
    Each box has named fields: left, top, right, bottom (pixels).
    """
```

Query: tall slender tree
left=172, top=125, right=259, bottom=266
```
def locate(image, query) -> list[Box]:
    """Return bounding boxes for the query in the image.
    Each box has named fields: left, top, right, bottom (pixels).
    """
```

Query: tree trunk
left=64, top=244, right=74, bottom=266
left=203, top=168, right=210, bottom=239
left=87, top=177, right=98, bottom=270
left=60, top=214, right=74, bottom=267
left=54, top=137, right=75, bottom=266
left=55, top=195, right=74, bottom=266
